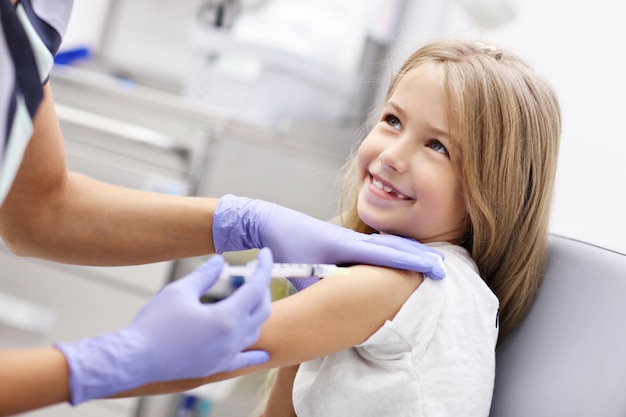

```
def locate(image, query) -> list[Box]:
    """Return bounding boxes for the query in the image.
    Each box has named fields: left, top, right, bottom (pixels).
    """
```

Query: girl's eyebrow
left=385, top=101, right=407, bottom=120
left=386, top=101, right=451, bottom=140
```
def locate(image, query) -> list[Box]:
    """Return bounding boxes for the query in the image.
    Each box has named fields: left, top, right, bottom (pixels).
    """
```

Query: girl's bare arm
left=263, top=365, right=299, bottom=417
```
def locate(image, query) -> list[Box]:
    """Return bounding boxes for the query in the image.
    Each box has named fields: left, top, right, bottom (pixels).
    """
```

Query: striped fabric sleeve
left=0, top=0, right=73, bottom=205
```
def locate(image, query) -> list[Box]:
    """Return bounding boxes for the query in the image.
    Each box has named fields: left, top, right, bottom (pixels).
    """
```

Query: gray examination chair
left=490, top=234, right=626, bottom=417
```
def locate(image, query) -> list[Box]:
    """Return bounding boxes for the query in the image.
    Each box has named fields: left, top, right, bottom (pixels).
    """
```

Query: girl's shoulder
left=425, top=241, right=478, bottom=273
left=424, top=242, right=499, bottom=311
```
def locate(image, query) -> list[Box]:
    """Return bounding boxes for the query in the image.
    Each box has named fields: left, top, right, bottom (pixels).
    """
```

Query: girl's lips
left=369, top=174, right=412, bottom=200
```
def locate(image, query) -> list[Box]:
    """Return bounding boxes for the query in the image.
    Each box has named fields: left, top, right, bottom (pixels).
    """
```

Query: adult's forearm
left=1, top=171, right=219, bottom=265
left=0, top=347, right=70, bottom=416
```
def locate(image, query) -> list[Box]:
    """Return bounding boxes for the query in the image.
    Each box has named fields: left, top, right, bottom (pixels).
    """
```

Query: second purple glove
left=55, top=248, right=273, bottom=405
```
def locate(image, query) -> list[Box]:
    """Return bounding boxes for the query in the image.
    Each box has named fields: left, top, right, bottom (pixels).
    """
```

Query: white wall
left=390, top=0, right=626, bottom=253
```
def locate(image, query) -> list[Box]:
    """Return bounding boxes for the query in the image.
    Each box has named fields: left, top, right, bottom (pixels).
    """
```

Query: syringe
left=219, top=262, right=340, bottom=280
left=202, top=263, right=341, bottom=302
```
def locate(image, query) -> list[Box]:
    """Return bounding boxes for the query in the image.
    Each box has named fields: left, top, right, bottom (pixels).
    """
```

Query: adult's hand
left=55, top=248, right=273, bottom=405
left=212, top=195, right=446, bottom=282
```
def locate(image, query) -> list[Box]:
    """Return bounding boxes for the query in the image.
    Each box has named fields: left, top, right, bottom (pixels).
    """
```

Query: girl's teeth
left=373, top=178, right=406, bottom=199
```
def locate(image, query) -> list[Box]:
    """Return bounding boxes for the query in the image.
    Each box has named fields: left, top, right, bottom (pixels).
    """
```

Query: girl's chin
left=357, top=201, right=407, bottom=236
left=358, top=216, right=395, bottom=237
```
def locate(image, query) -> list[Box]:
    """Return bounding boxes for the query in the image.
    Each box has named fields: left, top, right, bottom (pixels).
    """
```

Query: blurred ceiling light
left=459, top=0, right=517, bottom=29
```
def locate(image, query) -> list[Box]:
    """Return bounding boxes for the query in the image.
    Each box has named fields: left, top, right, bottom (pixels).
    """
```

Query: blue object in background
left=196, top=397, right=214, bottom=417
left=54, top=46, right=91, bottom=66
left=175, top=394, right=197, bottom=417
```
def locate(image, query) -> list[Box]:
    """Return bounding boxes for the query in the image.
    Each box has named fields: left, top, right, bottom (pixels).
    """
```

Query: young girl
left=123, top=37, right=561, bottom=416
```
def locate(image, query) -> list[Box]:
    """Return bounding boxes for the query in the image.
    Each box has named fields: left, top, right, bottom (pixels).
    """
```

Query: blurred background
left=62, top=0, right=626, bottom=254
left=1, top=0, right=624, bottom=416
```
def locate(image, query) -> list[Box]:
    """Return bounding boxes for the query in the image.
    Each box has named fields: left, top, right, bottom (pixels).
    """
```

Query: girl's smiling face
left=356, top=64, right=468, bottom=244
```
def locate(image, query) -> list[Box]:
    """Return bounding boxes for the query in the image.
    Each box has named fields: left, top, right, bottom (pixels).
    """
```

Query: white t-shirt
left=0, top=0, right=73, bottom=205
left=292, top=242, right=500, bottom=417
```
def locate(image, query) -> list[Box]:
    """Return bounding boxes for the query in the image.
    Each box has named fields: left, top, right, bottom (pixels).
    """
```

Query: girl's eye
left=427, top=139, right=449, bottom=155
left=383, top=113, right=402, bottom=130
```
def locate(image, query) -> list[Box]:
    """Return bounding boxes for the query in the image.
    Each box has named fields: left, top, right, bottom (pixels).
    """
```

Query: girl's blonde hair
left=340, top=38, right=561, bottom=341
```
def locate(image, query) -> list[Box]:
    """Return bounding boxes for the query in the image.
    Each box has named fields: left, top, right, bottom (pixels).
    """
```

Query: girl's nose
left=379, top=142, right=410, bottom=173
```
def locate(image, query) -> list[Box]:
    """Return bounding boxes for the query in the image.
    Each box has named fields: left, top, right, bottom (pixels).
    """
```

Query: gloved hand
left=212, top=195, right=446, bottom=283
left=55, top=248, right=274, bottom=405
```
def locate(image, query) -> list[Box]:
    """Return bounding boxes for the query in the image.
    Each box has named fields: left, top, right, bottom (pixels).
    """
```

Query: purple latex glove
left=55, top=248, right=273, bottom=405
left=213, top=195, right=446, bottom=285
